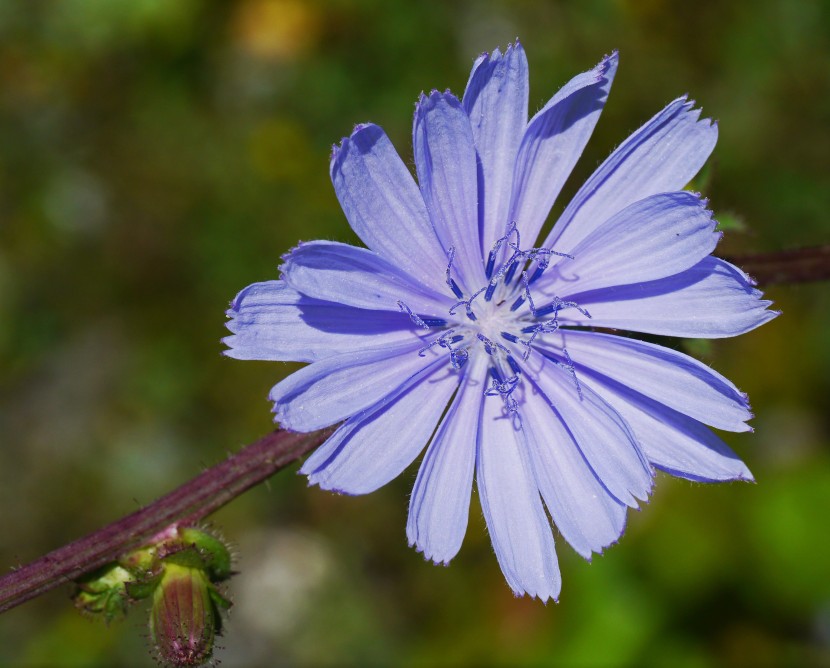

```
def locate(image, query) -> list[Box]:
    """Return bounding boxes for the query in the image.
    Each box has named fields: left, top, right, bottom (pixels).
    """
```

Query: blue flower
left=225, top=42, right=778, bottom=601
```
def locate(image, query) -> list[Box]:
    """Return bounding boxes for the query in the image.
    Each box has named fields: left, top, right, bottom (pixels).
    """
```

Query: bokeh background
left=1, top=0, right=829, bottom=666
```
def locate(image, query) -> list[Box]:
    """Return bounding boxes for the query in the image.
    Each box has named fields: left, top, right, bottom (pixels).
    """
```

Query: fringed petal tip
left=409, top=541, right=454, bottom=567
left=675, top=94, right=718, bottom=129
left=512, top=586, right=560, bottom=604
left=329, top=123, right=381, bottom=169
left=472, top=38, right=524, bottom=65
left=599, top=49, right=619, bottom=71
left=219, top=335, right=237, bottom=358
left=416, top=89, right=463, bottom=112
left=279, top=241, right=305, bottom=265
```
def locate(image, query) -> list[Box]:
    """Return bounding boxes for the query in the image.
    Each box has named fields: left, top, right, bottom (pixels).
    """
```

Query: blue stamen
left=510, top=296, right=525, bottom=312
left=417, top=329, right=455, bottom=357
left=519, top=318, right=562, bottom=360
left=476, top=333, right=509, bottom=356
left=557, top=347, right=583, bottom=400
left=535, top=298, right=592, bottom=319
left=485, top=222, right=519, bottom=282
left=484, top=370, right=520, bottom=414
left=502, top=260, right=520, bottom=286
left=483, top=281, right=498, bottom=302
left=485, top=251, right=497, bottom=280
left=507, top=355, right=522, bottom=376
left=397, top=300, right=429, bottom=330
left=445, top=246, right=464, bottom=299
left=519, top=271, right=538, bottom=316
left=450, top=348, right=469, bottom=370
left=528, top=265, right=546, bottom=285
left=500, top=331, right=519, bottom=343
left=421, top=318, right=447, bottom=328
left=449, top=286, right=485, bottom=321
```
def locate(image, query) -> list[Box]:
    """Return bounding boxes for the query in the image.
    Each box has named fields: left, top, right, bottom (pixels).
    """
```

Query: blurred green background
left=0, top=0, right=828, bottom=666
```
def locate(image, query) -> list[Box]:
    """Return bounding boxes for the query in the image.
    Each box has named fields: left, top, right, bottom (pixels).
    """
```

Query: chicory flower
left=225, top=42, right=778, bottom=600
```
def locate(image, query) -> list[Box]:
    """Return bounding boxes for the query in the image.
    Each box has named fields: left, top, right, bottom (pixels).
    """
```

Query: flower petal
left=330, top=123, right=449, bottom=293
left=462, top=41, right=529, bottom=254
left=586, top=373, right=754, bottom=482
left=526, top=353, right=653, bottom=507
left=547, top=96, right=718, bottom=252
left=509, top=51, right=618, bottom=247
left=520, top=384, right=628, bottom=560
left=224, top=280, right=415, bottom=363
left=559, top=257, right=780, bottom=338
left=281, top=240, right=450, bottom=316
left=300, top=364, right=459, bottom=494
left=477, top=396, right=561, bottom=601
left=407, top=355, right=487, bottom=564
left=540, top=191, right=720, bottom=295
left=543, top=330, right=752, bottom=432
left=269, top=340, right=438, bottom=431
left=413, top=91, right=486, bottom=292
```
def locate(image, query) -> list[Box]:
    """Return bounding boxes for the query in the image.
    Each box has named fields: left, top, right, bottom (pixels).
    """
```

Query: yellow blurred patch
left=232, top=0, right=322, bottom=61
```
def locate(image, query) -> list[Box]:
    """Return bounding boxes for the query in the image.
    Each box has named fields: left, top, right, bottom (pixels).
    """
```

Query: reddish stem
left=0, top=427, right=332, bottom=614
left=727, top=245, right=830, bottom=285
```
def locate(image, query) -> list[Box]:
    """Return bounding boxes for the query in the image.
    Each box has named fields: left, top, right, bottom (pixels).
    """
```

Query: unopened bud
left=73, top=564, right=134, bottom=623
left=150, top=562, right=222, bottom=667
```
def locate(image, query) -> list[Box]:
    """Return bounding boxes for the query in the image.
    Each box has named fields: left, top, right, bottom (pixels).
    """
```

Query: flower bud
left=73, top=564, right=134, bottom=623
left=150, top=562, right=223, bottom=667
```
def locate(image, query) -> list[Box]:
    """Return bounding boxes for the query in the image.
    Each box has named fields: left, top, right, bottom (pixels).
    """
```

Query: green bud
left=73, top=525, right=234, bottom=666
left=177, top=527, right=232, bottom=581
left=124, top=567, right=163, bottom=601
left=73, top=564, right=134, bottom=623
left=150, top=563, right=221, bottom=667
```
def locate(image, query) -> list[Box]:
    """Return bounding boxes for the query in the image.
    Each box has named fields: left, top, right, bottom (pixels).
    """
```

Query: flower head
left=225, top=42, right=778, bottom=600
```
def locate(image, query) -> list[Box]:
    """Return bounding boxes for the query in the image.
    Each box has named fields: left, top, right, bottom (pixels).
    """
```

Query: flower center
left=399, top=223, right=589, bottom=415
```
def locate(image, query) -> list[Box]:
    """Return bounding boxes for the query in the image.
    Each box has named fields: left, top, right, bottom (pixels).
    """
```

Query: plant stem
left=0, top=246, right=824, bottom=617
left=727, top=245, right=830, bottom=285
left=0, top=427, right=333, bottom=615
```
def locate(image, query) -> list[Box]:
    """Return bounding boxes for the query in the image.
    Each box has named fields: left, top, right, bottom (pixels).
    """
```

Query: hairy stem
left=727, top=245, right=830, bottom=285
left=0, top=427, right=333, bottom=614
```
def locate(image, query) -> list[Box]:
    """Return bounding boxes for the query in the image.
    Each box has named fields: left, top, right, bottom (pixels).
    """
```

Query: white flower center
left=400, top=223, right=589, bottom=415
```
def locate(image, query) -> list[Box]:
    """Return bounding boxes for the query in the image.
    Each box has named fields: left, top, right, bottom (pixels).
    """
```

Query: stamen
left=397, top=300, right=429, bottom=330
left=500, top=331, right=519, bottom=343
left=417, top=329, right=456, bottom=357
left=485, top=222, right=519, bottom=281
left=506, top=355, right=522, bottom=376
left=485, top=251, right=497, bottom=281
left=535, top=297, right=592, bottom=319
left=449, top=286, right=485, bottom=321
left=483, top=280, right=498, bottom=302
left=519, top=319, right=561, bottom=360
left=557, top=347, right=583, bottom=400
left=445, top=246, right=464, bottom=299
left=519, top=271, right=539, bottom=316
left=476, top=333, right=510, bottom=356
left=502, top=260, right=520, bottom=286
left=450, top=347, right=469, bottom=370
left=484, top=368, right=519, bottom=414
left=527, top=265, right=546, bottom=285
